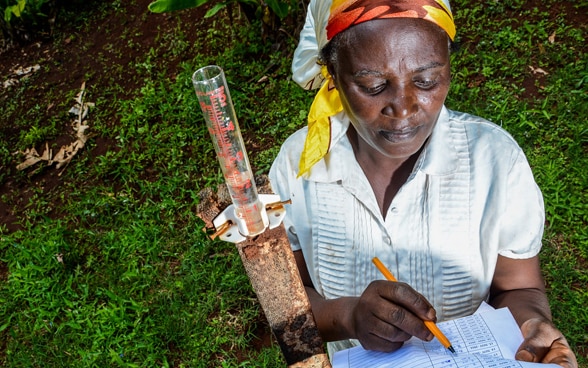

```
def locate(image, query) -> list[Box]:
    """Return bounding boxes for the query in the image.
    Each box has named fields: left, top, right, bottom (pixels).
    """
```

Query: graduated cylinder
left=192, top=65, right=267, bottom=237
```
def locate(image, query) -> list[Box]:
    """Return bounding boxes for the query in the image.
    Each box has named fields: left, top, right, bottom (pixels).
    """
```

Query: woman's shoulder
left=277, top=126, right=308, bottom=160
left=270, top=126, right=308, bottom=181
left=446, top=109, right=523, bottom=151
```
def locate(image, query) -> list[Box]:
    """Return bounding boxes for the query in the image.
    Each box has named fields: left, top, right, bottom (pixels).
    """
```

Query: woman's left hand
left=515, top=317, right=578, bottom=368
left=490, top=255, right=578, bottom=368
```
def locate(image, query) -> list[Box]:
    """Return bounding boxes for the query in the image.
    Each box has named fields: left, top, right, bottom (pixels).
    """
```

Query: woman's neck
left=347, top=127, right=421, bottom=218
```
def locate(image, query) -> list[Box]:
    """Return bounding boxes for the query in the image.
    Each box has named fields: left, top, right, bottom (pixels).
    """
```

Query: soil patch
left=0, top=0, right=282, bottom=361
left=0, top=0, right=211, bottom=232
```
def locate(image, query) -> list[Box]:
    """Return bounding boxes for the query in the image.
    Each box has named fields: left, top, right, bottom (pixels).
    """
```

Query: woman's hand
left=490, top=255, right=578, bottom=368
left=349, top=280, right=436, bottom=352
left=515, top=317, right=578, bottom=368
left=294, top=250, right=436, bottom=350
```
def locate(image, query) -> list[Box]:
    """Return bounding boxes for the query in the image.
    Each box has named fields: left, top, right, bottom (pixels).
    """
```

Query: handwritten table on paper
left=332, top=306, right=560, bottom=368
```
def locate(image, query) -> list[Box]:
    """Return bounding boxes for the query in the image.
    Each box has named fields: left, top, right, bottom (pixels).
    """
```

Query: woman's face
left=329, top=18, right=451, bottom=161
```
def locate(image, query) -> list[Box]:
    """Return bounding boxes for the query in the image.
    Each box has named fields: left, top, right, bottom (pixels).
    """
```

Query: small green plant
left=149, top=0, right=290, bottom=18
left=1, top=0, right=55, bottom=42
left=0, top=0, right=586, bottom=366
left=147, top=0, right=294, bottom=38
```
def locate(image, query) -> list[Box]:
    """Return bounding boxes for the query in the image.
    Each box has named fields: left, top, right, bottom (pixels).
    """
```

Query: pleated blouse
left=269, top=106, right=544, bottom=353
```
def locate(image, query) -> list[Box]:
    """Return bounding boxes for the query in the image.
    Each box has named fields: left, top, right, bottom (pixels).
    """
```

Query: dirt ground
left=0, top=0, right=586, bottom=361
left=1, top=0, right=585, bottom=234
left=0, top=0, right=218, bottom=232
left=0, top=0, right=281, bottom=355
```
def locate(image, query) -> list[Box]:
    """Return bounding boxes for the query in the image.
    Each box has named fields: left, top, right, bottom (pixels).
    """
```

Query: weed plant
left=0, top=0, right=587, bottom=367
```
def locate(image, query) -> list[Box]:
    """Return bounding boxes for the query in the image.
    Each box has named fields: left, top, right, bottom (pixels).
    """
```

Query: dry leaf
left=528, top=66, right=549, bottom=76
left=548, top=31, right=556, bottom=44
left=2, top=64, right=41, bottom=88
left=15, top=148, right=42, bottom=170
left=14, top=143, right=52, bottom=170
left=14, top=64, right=40, bottom=76
left=3, top=78, right=18, bottom=88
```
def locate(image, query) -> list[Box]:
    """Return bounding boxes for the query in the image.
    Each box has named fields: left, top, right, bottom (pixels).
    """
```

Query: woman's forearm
left=490, top=255, right=552, bottom=326
left=305, top=286, right=358, bottom=342
left=489, top=287, right=552, bottom=326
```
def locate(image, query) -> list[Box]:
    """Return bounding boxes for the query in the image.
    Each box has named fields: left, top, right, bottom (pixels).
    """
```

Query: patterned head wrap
left=297, top=0, right=455, bottom=177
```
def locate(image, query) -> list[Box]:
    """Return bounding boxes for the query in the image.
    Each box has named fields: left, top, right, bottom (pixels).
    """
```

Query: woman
left=269, top=0, right=577, bottom=366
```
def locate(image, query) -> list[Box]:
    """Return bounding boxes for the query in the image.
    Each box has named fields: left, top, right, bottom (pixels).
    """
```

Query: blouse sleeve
left=269, top=133, right=307, bottom=251
left=498, top=150, right=545, bottom=259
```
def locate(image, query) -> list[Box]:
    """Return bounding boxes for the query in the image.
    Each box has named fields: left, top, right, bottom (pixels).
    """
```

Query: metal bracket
left=211, top=194, right=288, bottom=243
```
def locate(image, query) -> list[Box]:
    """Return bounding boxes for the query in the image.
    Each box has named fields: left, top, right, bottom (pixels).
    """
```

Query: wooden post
left=197, top=187, right=331, bottom=367
left=236, top=225, right=331, bottom=367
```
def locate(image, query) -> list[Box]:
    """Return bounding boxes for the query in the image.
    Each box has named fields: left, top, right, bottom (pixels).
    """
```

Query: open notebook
left=333, top=304, right=559, bottom=368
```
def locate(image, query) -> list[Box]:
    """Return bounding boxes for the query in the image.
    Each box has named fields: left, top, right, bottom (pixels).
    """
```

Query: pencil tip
left=448, top=346, right=456, bottom=354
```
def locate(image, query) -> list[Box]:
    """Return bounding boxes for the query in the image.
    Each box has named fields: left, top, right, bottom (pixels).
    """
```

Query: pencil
left=372, top=257, right=456, bottom=354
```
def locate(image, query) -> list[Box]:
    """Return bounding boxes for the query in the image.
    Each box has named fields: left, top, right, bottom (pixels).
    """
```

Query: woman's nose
left=381, top=87, right=418, bottom=119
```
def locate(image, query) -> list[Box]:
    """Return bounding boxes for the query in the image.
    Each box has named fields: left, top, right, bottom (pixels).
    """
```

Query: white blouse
left=269, top=107, right=544, bottom=352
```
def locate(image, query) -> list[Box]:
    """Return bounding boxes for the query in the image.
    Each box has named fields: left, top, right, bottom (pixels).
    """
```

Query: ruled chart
left=333, top=306, right=560, bottom=368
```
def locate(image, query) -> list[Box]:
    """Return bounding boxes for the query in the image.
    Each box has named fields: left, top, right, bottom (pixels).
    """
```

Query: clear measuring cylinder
left=192, top=65, right=267, bottom=237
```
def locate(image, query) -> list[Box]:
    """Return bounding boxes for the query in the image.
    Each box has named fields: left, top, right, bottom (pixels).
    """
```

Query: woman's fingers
left=352, top=280, right=436, bottom=351
left=374, top=280, right=436, bottom=321
left=515, top=318, right=578, bottom=368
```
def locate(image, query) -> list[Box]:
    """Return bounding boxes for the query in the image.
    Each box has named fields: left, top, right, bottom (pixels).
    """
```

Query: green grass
left=1, top=0, right=587, bottom=366
left=449, top=0, right=588, bottom=363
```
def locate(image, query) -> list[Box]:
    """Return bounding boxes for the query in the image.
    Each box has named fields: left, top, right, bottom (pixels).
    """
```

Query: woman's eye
left=414, top=79, right=438, bottom=89
left=362, top=84, right=386, bottom=95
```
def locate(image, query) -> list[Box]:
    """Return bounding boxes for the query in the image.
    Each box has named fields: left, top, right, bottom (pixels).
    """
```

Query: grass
left=0, top=0, right=587, bottom=366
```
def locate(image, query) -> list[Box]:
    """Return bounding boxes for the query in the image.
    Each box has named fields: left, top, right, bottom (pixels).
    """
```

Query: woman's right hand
left=349, top=280, right=437, bottom=352
left=294, top=250, right=437, bottom=349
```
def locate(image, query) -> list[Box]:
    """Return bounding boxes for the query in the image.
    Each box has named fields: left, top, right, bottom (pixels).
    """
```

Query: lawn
left=0, top=0, right=586, bottom=366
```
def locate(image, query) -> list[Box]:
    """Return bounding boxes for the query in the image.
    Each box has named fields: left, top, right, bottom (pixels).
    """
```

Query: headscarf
left=296, top=0, right=456, bottom=177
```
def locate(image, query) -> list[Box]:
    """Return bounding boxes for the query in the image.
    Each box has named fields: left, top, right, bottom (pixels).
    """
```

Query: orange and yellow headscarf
left=298, top=0, right=456, bottom=177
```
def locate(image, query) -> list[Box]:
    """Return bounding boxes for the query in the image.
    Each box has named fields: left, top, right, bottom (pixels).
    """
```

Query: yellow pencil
left=372, top=257, right=456, bottom=354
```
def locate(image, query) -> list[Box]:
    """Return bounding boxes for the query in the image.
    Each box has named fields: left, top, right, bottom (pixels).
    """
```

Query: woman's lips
left=379, top=126, right=419, bottom=143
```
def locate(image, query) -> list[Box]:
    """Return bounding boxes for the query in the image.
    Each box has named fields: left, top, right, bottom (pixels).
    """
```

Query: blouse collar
left=305, top=106, right=459, bottom=183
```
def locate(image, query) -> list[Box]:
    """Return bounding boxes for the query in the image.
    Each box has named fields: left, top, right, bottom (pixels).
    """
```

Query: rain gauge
left=192, top=65, right=283, bottom=242
left=191, top=65, right=330, bottom=367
